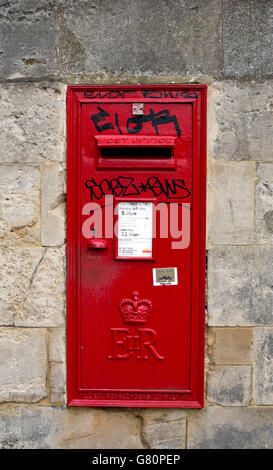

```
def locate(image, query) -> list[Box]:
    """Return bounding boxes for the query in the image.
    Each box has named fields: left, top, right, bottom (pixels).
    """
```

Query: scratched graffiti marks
left=84, top=90, right=198, bottom=100
left=90, top=107, right=182, bottom=137
left=126, top=109, right=181, bottom=137
left=85, top=176, right=191, bottom=201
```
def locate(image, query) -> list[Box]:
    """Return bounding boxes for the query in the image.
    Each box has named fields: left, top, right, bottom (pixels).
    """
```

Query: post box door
left=67, top=85, right=206, bottom=408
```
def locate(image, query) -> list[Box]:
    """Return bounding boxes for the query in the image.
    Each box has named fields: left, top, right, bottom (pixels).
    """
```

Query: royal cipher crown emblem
left=119, top=291, right=152, bottom=324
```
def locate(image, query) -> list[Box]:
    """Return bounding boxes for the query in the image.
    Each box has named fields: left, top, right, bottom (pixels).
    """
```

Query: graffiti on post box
left=90, top=107, right=182, bottom=137
left=84, top=90, right=198, bottom=100
left=108, top=291, right=164, bottom=361
left=85, top=176, right=191, bottom=200
left=90, top=107, right=115, bottom=133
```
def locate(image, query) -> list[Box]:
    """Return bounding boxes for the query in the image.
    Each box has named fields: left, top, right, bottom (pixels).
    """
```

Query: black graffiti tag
left=85, top=176, right=191, bottom=201
left=90, top=107, right=115, bottom=132
left=126, top=109, right=181, bottom=137
left=84, top=90, right=198, bottom=100
left=90, top=107, right=182, bottom=137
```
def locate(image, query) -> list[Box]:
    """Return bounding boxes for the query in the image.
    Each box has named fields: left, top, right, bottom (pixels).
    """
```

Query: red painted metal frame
left=66, top=84, right=207, bottom=408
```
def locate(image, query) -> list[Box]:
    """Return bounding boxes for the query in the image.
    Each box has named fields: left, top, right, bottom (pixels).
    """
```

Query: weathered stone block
left=0, top=2, right=58, bottom=80
left=49, top=327, right=66, bottom=403
left=223, top=0, right=273, bottom=78
left=207, top=366, right=251, bottom=406
left=253, top=328, right=273, bottom=405
left=256, top=163, right=273, bottom=244
left=49, top=328, right=66, bottom=363
left=0, top=166, right=40, bottom=245
left=207, top=328, right=252, bottom=364
left=41, top=164, right=65, bottom=246
left=188, top=407, right=273, bottom=449
left=212, top=81, right=273, bottom=160
left=140, top=409, right=187, bottom=449
left=50, top=363, right=66, bottom=404
left=56, top=0, right=222, bottom=77
left=0, top=247, right=65, bottom=327
left=208, top=161, right=254, bottom=244
left=0, top=406, right=142, bottom=449
left=0, top=328, right=47, bottom=403
left=208, top=246, right=273, bottom=325
left=0, top=83, right=65, bottom=163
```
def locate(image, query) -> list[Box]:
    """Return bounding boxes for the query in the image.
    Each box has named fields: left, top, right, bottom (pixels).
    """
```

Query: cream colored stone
left=0, top=166, right=40, bottom=246
left=212, top=81, right=273, bottom=161
left=253, top=328, right=273, bottom=405
left=208, top=246, right=273, bottom=326
left=50, top=362, right=66, bottom=404
left=0, top=83, right=65, bottom=163
left=188, top=407, right=273, bottom=449
left=0, top=405, right=142, bottom=449
left=140, top=409, right=187, bottom=449
left=207, top=366, right=251, bottom=406
left=208, top=161, right=254, bottom=245
left=41, top=164, right=65, bottom=247
left=62, top=409, right=142, bottom=449
left=0, top=328, right=47, bottom=403
left=256, top=163, right=273, bottom=244
left=208, top=328, right=252, bottom=364
left=0, top=247, right=64, bottom=327
left=49, top=328, right=66, bottom=363
left=17, top=248, right=65, bottom=326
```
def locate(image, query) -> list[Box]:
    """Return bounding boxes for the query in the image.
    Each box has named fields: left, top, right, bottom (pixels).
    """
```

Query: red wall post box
left=67, top=85, right=207, bottom=408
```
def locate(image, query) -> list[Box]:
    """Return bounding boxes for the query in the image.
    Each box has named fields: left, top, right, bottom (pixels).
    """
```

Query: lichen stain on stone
left=264, top=210, right=273, bottom=233
left=217, top=383, right=245, bottom=404
left=54, top=5, right=86, bottom=75
left=201, top=425, right=259, bottom=450
left=262, top=334, right=273, bottom=359
left=22, top=58, right=47, bottom=67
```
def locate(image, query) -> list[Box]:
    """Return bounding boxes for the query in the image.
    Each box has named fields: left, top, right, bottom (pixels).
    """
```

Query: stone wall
left=0, top=0, right=273, bottom=449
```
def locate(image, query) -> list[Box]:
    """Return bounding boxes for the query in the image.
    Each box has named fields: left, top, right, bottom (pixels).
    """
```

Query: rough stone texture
left=140, top=409, right=187, bottom=449
left=49, top=328, right=66, bottom=403
left=207, top=328, right=252, bottom=365
left=207, top=366, right=251, bottom=406
left=0, top=83, right=65, bottom=163
left=49, top=328, right=66, bottom=363
left=208, top=246, right=273, bottom=326
left=0, top=1, right=58, bottom=80
left=0, top=166, right=40, bottom=245
left=1, top=1, right=273, bottom=81
left=41, top=164, right=66, bottom=246
left=50, top=362, right=66, bottom=404
left=0, top=328, right=47, bottom=403
left=208, top=162, right=254, bottom=244
left=0, top=247, right=65, bottom=327
left=0, top=0, right=223, bottom=80
left=0, top=406, right=142, bottom=449
left=256, top=163, right=273, bottom=244
left=188, top=407, right=273, bottom=449
left=212, top=81, right=273, bottom=161
left=253, top=328, right=273, bottom=405
left=55, top=0, right=222, bottom=78
left=223, top=0, right=273, bottom=78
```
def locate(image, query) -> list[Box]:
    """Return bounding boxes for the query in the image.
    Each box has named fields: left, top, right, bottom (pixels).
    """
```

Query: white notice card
left=118, top=202, right=153, bottom=258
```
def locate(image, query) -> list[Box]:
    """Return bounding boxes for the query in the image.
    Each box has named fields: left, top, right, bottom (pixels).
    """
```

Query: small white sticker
left=153, top=267, right=178, bottom=286
left=132, top=103, right=144, bottom=115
